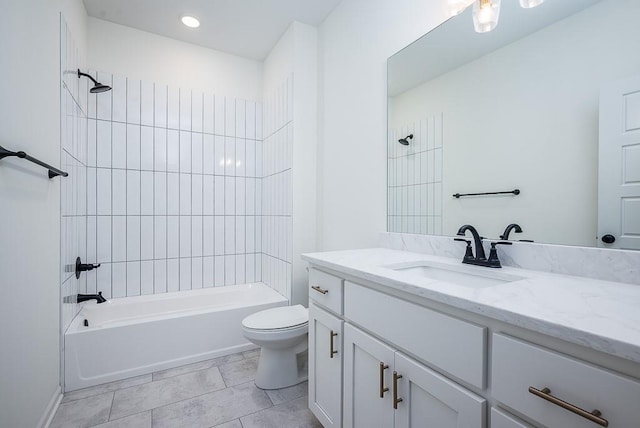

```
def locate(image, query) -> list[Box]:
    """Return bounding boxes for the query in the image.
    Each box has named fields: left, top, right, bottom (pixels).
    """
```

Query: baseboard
left=38, top=385, right=62, bottom=428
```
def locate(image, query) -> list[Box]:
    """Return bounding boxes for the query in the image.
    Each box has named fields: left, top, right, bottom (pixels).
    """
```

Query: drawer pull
left=528, top=386, right=609, bottom=427
left=330, top=330, right=338, bottom=358
left=393, top=371, right=403, bottom=409
left=379, top=362, right=389, bottom=398
left=311, top=285, right=329, bottom=295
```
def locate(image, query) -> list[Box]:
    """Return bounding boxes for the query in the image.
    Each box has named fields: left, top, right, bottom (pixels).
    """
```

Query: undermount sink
left=383, top=261, right=525, bottom=288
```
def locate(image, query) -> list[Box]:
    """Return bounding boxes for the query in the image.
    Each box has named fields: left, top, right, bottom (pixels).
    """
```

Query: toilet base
left=254, top=340, right=308, bottom=390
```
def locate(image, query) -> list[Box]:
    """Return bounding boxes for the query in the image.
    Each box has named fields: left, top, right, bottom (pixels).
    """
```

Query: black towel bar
left=0, top=145, right=68, bottom=179
left=453, top=189, right=520, bottom=198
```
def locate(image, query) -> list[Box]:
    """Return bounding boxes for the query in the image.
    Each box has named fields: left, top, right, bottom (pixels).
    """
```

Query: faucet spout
left=77, top=292, right=107, bottom=304
left=456, top=224, right=486, bottom=261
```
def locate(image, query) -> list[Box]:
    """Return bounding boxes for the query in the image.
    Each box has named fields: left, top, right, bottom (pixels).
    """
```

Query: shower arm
left=77, top=69, right=99, bottom=85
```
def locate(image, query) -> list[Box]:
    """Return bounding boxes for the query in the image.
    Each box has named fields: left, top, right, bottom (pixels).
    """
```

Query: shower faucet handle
left=75, top=257, right=101, bottom=279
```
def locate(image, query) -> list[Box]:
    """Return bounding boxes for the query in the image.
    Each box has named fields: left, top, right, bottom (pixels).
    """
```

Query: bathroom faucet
left=500, top=223, right=523, bottom=240
left=77, top=292, right=107, bottom=304
left=455, top=225, right=512, bottom=268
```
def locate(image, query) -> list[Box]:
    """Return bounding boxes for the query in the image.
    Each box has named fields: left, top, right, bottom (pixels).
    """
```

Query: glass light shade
left=473, top=0, right=501, bottom=33
left=519, top=0, right=544, bottom=8
left=448, top=0, right=475, bottom=16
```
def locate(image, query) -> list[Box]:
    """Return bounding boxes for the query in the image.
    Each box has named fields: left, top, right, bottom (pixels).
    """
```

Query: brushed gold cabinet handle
left=393, top=371, right=403, bottom=409
left=379, top=362, right=389, bottom=398
left=529, top=386, right=609, bottom=427
left=311, top=285, right=328, bottom=295
left=329, top=330, right=338, bottom=358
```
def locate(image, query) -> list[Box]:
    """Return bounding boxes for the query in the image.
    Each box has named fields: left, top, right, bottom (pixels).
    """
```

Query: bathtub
left=64, top=283, right=287, bottom=391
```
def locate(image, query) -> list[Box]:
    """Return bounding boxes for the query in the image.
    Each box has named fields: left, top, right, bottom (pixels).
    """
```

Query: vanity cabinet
left=307, top=264, right=640, bottom=428
left=343, top=323, right=485, bottom=428
left=308, top=268, right=345, bottom=428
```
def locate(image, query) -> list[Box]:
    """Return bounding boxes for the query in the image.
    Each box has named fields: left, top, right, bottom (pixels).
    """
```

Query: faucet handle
left=454, top=238, right=474, bottom=262
left=487, top=241, right=513, bottom=268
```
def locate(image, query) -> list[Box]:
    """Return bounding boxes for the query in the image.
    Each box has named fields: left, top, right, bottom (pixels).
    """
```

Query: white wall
left=389, top=0, right=640, bottom=247
left=88, top=17, right=263, bottom=101
left=0, top=1, right=88, bottom=426
left=317, top=0, right=449, bottom=251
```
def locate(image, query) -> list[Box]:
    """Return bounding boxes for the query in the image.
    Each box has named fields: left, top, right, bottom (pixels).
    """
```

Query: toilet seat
left=242, top=304, right=308, bottom=331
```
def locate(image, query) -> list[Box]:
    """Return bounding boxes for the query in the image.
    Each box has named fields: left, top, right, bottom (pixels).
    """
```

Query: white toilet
left=241, top=304, right=309, bottom=390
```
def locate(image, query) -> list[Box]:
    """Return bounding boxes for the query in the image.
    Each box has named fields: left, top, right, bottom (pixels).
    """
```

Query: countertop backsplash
left=379, top=232, right=640, bottom=286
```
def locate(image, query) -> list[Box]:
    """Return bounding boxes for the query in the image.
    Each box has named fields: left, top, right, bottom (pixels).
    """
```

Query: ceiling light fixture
left=451, top=0, right=544, bottom=33
left=473, top=0, right=501, bottom=33
left=181, top=15, right=200, bottom=28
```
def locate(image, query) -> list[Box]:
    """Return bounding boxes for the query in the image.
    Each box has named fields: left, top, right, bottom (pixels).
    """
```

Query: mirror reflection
left=387, top=0, right=640, bottom=249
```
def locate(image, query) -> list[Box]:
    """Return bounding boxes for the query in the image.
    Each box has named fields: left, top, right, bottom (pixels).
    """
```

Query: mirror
left=387, top=0, right=640, bottom=248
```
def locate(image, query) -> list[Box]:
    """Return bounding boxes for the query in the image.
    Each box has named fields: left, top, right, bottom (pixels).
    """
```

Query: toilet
left=241, top=304, right=309, bottom=390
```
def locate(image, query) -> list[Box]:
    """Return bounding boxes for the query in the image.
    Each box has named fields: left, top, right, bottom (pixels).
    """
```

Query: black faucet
left=455, top=225, right=512, bottom=268
left=77, top=292, right=107, bottom=304
left=500, top=223, right=523, bottom=240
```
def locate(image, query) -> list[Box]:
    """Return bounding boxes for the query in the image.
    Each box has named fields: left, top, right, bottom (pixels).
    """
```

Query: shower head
left=77, top=69, right=112, bottom=93
left=90, top=83, right=112, bottom=94
left=398, top=134, right=413, bottom=145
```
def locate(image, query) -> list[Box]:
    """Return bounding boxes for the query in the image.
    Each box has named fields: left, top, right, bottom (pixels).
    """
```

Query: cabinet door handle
left=529, top=386, right=609, bottom=427
left=311, top=285, right=329, bottom=295
left=393, top=371, right=403, bottom=409
left=330, top=330, right=338, bottom=358
left=379, top=362, right=389, bottom=398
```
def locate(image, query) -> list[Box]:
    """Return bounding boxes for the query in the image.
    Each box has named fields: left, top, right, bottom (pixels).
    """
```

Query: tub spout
left=77, top=292, right=107, bottom=304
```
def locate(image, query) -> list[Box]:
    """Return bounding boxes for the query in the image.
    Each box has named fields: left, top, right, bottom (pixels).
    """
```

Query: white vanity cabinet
left=343, top=323, right=485, bottom=428
left=307, top=264, right=640, bottom=428
left=309, top=267, right=486, bottom=427
left=308, top=268, right=345, bottom=428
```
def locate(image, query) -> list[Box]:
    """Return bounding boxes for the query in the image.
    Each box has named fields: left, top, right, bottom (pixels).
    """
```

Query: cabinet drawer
left=344, top=281, right=486, bottom=389
left=492, top=334, right=640, bottom=428
left=308, top=268, right=344, bottom=315
left=491, top=408, right=533, bottom=428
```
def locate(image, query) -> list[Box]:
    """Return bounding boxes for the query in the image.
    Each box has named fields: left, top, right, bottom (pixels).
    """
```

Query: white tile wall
left=60, top=17, right=88, bottom=334
left=85, top=71, right=264, bottom=297
left=388, top=114, right=444, bottom=235
left=261, top=75, right=294, bottom=299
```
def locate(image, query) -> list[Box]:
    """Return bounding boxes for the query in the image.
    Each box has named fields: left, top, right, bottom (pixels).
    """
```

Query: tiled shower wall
left=388, top=115, right=444, bottom=235
left=60, top=17, right=88, bottom=332
left=261, top=75, right=294, bottom=298
left=84, top=72, right=264, bottom=298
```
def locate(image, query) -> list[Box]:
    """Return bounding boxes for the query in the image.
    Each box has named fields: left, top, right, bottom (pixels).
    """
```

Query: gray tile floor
left=51, top=350, right=321, bottom=428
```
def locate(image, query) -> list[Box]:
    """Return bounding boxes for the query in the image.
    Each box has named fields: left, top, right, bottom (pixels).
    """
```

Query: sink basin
left=384, top=261, right=525, bottom=288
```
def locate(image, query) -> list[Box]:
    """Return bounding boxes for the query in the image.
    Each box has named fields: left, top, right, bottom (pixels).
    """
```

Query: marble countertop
left=302, top=248, right=640, bottom=364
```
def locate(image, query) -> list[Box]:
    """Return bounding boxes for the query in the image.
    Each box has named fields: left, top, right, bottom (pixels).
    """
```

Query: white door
left=308, top=303, right=343, bottom=428
left=344, top=324, right=395, bottom=428
left=394, top=352, right=486, bottom=428
left=599, top=75, right=640, bottom=249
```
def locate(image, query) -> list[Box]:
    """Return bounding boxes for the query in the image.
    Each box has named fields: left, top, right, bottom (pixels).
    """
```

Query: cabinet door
left=309, top=303, right=343, bottom=428
left=344, top=324, right=395, bottom=428
left=394, top=353, right=486, bottom=428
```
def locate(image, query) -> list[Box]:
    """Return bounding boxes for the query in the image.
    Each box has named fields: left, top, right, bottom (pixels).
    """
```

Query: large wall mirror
left=387, top=0, right=640, bottom=249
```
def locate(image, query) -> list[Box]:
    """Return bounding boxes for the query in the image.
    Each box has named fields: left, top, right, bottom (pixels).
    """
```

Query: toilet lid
left=242, top=305, right=308, bottom=330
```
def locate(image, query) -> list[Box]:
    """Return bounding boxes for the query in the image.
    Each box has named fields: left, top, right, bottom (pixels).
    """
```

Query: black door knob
left=601, top=234, right=616, bottom=244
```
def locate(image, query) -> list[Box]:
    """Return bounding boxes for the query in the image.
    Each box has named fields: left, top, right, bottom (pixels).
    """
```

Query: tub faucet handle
left=75, top=257, right=101, bottom=279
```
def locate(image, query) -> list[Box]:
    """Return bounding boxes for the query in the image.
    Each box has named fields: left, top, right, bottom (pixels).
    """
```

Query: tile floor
left=51, top=350, right=321, bottom=428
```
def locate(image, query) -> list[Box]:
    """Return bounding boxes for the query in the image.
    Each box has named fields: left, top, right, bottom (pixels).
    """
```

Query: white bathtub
left=64, top=283, right=287, bottom=391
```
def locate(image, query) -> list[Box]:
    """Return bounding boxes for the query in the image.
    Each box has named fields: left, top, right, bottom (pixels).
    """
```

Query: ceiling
left=83, top=0, right=342, bottom=61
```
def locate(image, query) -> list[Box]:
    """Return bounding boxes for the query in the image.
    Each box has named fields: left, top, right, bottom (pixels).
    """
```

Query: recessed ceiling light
left=181, top=15, right=200, bottom=28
